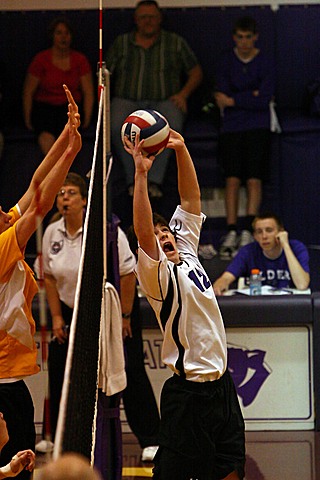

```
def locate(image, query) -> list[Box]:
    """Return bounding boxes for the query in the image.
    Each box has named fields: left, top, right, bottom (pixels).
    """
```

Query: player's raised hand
left=123, top=132, right=155, bottom=174
left=166, top=128, right=185, bottom=151
left=63, top=85, right=82, bottom=153
left=63, top=84, right=78, bottom=112
left=64, top=84, right=81, bottom=128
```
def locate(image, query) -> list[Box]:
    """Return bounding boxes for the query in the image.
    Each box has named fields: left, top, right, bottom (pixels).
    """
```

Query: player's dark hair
left=127, top=212, right=174, bottom=257
left=252, top=212, right=284, bottom=230
left=152, top=212, right=170, bottom=229
left=233, top=16, right=258, bottom=34
left=153, top=212, right=176, bottom=238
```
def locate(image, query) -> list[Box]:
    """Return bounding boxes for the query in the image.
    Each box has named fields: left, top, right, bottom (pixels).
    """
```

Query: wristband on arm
left=0, top=456, right=24, bottom=477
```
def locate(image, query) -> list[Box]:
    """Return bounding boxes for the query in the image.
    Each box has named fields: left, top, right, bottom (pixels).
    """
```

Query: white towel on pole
left=98, top=282, right=126, bottom=396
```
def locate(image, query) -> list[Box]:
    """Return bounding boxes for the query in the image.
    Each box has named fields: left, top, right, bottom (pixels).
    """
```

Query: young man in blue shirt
left=215, top=16, right=275, bottom=258
left=213, top=212, right=310, bottom=295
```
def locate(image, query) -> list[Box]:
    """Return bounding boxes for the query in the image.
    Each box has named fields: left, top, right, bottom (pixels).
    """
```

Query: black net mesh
left=60, top=133, right=105, bottom=459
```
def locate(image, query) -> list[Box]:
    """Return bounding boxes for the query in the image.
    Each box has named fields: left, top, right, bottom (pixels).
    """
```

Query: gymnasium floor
left=35, top=429, right=320, bottom=479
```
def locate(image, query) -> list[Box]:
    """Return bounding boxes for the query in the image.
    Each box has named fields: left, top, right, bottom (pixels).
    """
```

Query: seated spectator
left=0, top=412, right=35, bottom=479
left=213, top=212, right=310, bottom=295
left=106, top=0, right=203, bottom=198
left=23, top=16, right=94, bottom=156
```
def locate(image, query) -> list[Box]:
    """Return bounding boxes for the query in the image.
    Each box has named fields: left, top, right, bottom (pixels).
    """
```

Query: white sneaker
left=238, top=229, right=253, bottom=248
left=141, top=445, right=159, bottom=462
left=219, top=230, right=238, bottom=258
left=198, top=244, right=217, bottom=260
left=35, top=439, right=54, bottom=453
left=148, top=183, right=163, bottom=198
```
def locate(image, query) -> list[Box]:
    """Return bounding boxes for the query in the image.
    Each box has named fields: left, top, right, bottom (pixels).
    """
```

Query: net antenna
left=53, top=0, right=114, bottom=463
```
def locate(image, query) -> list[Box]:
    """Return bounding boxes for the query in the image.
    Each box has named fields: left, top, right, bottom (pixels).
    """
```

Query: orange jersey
left=0, top=205, right=40, bottom=378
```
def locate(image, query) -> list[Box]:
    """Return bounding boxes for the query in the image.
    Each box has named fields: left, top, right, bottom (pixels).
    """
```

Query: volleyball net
left=53, top=82, right=110, bottom=461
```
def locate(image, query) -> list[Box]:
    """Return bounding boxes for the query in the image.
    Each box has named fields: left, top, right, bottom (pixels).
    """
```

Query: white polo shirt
left=42, top=217, right=83, bottom=308
left=41, top=219, right=136, bottom=309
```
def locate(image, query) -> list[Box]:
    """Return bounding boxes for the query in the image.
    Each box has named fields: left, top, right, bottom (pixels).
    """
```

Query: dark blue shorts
left=153, top=370, right=245, bottom=480
left=219, top=129, right=271, bottom=181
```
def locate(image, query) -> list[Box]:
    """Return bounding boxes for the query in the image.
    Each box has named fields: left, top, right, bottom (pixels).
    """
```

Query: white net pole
left=102, top=64, right=111, bottom=285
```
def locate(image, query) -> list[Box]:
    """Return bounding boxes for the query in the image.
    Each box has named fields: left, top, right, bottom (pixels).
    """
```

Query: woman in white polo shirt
left=36, top=172, right=87, bottom=451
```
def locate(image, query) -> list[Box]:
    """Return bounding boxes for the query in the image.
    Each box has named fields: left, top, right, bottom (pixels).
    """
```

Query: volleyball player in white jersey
left=124, top=129, right=245, bottom=480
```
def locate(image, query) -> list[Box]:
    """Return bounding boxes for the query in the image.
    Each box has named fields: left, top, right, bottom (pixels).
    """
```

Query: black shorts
left=32, top=101, right=69, bottom=137
left=0, top=381, right=35, bottom=480
left=219, top=129, right=271, bottom=181
left=153, top=370, right=245, bottom=480
left=32, top=101, right=83, bottom=138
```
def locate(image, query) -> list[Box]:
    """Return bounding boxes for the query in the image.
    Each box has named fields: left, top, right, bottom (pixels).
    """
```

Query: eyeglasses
left=57, top=189, right=79, bottom=197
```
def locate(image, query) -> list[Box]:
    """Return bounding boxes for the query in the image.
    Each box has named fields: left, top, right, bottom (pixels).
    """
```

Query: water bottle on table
left=249, top=269, right=262, bottom=295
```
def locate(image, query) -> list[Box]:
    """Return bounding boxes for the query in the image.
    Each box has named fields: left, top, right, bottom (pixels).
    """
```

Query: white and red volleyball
left=121, top=109, right=170, bottom=157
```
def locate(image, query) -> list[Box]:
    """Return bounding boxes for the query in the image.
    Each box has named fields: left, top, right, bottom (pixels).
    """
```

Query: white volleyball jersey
left=118, top=227, right=136, bottom=276
left=136, top=206, right=227, bottom=382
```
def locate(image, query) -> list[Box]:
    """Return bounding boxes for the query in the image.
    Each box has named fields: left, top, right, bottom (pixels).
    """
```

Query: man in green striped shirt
left=106, top=0, right=203, bottom=198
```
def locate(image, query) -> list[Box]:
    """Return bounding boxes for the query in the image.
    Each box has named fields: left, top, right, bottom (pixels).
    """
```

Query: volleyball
left=121, top=109, right=170, bottom=157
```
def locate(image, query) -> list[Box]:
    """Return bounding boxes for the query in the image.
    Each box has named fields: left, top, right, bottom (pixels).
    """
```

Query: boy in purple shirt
left=214, top=17, right=275, bottom=258
left=213, top=213, right=310, bottom=295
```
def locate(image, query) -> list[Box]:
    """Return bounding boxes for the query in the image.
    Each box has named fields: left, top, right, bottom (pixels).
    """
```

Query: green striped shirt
left=106, top=29, right=199, bottom=101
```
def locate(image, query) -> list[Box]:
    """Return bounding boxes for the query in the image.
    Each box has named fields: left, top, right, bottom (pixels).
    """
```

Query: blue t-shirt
left=226, top=240, right=309, bottom=288
left=215, top=49, right=275, bottom=133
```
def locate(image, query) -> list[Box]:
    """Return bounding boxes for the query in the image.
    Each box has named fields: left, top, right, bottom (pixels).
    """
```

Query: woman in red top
left=23, top=17, right=94, bottom=155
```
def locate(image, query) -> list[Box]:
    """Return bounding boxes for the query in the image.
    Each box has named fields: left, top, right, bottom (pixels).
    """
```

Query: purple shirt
left=226, top=240, right=309, bottom=288
left=215, top=49, right=274, bottom=132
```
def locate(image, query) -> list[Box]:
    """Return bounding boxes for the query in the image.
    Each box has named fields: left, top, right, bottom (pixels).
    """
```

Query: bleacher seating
left=1, top=5, right=320, bottom=247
